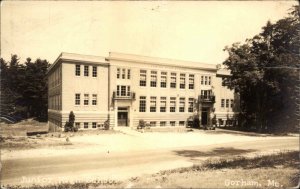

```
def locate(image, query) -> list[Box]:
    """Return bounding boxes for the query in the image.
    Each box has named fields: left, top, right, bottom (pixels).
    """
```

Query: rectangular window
left=127, top=69, right=131, bottom=79
left=84, top=65, right=89, bottom=76
left=117, top=68, right=120, bottom=79
left=150, top=96, right=156, bottom=112
left=140, top=70, right=147, bottom=86
left=139, top=96, right=146, bottom=112
left=84, top=122, right=88, bottom=129
left=231, top=99, right=234, bottom=108
left=226, top=99, right=229, bottom=108
left=121, top=86, right=126, bottom=96
left=170, top=97, right=176, bottom=112
left=188, top=98, right=194, bottom=112
left=150, top=71, right=157, bottom=87
left=160, top=97, right=166, bottom=112
left=208, top=76, right=211, bottom=85
left=92, top=94, right=97, bottom=105
left=221, top=99, right=225, bottom=108
left=92, top=122, right=97, bottom=128
left=170, top=73, right=177, bottom=88
left=75, top=93, right=80, bottom=105
left=179, top=97, right=185, bottom=112
left=122, top=69, right=126, bottom=79
left=75, top=65, right=80, bottom=76
left=127, top=86, right=131, bottom=96
left=117, top=85, right=120, bottom=96
left=205, top=76, right=208, bottom=85
left=180, top=74, right=185, bottom=89
left=150, top=121, right=156, bottom=127
left=161, top=72, right=167, bottom=88
left=201, top=76, right=204, bottom=85
left=170, top=121, right=176, bottom=126
left=179, top=121, right=185, bottom=126
left=75, top=122, right=80, bottom=129
left=84, top=94, right=89, bottom=105
left=92, top=66, right=97, bottom=77
left=160, top=121, right=166, bottom=127
left=189, top=74, right=194, bottom=89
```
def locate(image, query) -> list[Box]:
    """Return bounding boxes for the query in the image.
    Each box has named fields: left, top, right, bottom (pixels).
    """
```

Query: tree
left=223, top=5, right=299, bottom=132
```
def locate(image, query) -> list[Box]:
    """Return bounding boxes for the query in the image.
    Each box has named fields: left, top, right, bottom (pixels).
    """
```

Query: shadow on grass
left=173, top=147, right=257, bottom=158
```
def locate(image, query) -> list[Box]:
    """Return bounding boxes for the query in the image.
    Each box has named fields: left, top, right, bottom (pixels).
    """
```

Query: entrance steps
left=114, top=127, right=141, bottom=136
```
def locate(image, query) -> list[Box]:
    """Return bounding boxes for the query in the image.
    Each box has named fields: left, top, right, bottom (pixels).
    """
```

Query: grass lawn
left=5, top=151, right=298, bottom=189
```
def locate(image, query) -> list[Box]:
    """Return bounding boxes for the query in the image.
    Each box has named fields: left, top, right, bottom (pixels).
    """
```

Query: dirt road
left=1, top=137, right=298, bottom=186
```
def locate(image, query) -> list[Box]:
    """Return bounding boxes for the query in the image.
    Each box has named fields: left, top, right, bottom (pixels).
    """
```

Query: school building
left=47, top=52, right=239, bottom=131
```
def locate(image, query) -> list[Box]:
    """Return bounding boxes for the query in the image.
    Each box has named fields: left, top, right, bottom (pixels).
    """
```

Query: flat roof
left=107, top=52, right=218, bottom=71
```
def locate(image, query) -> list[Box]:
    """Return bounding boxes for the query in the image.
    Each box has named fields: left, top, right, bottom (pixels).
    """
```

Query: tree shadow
left=173, top=147, right=257, bottom=158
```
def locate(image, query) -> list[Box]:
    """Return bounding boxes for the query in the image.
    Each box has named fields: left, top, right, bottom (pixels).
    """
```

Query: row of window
left=117, top=68, right=131, bottom=79
left=75, top=122, right=98, bottom=129
left=149, top=121, right=186, bottom=127
left=140, top=70, right=196, bottom=89
left=49, top=66, right=61, bottom=88
left=75, top=93, right=97, bottom=105
left=49, top=95, right=61, bottom=110
left=221, top=99, right=234, bottom=108
left=139, top=96, right=194, bottom=113
left=75, top=65, right=97, bottom=77
left=116, top=85, right=131, bottom=96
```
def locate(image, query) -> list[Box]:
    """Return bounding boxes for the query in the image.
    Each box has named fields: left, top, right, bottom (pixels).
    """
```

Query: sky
left=1, top=0, right=298, bottom=65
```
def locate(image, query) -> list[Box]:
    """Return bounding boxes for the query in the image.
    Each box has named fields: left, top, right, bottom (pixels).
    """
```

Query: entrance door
left=201, top=108, right=209, bottom=125
left=118, top=107, right=128, bottom=126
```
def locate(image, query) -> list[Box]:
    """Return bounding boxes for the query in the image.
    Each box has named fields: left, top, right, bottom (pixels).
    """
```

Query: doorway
left=201, top=107, right=209, bottom=125
left=118, top=107, right=128, bottom=126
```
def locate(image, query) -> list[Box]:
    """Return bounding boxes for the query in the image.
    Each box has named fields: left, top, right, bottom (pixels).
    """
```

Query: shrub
left=104, top=120, right=109, bottom=130
left=138, top=119, right=146, bottom=129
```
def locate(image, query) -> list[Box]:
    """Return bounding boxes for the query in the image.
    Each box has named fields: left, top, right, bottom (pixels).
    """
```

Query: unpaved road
left=1, top=137, right=298, bottom=186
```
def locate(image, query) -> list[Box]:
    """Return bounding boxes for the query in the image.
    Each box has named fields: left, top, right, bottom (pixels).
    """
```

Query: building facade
left=47, top=52, right=239, bottom=131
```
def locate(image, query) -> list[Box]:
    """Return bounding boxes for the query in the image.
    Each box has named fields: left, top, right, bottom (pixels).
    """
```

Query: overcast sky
left=1, top=0, right=298, bottom=64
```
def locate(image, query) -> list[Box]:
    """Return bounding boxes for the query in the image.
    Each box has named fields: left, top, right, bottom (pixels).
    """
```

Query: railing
left=113, top=91, right=136, bottom=100
left=199, top=95, right=215, bottom=103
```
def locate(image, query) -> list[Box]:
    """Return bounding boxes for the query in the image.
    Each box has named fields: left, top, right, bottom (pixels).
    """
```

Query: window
left=201, top=90, right=212, bottom=99
left=208, top=76, right=211, bottom=85
left=201, top=76, right=204, bottom=85
left=170, top=97, right=176, bottom=112
left=170, top=73, right=176, bottom=88
left=84, top=65, right=89, bottom=76
left=92, top=122, right=97, bottom=128
left=139, top=96, right=146, bottom=112
left=226, top=99, right=229, bottom=108
left=221, top=99, right=225, bottom=108
left=180, top=74, right=185, bottom=89
left=150, top=121, right=156, bottom=127
left=117, top=68, right=120, bottom=79
left=75, top=122, right=80, bottom=129
left=127, top=86, right=131, bottom=96
left=150, top=71, right=157, bottom=87
left=170, top=121, right=176, bottom=126
left=92, top=66, right=97, bottom=77
left=140, top=70, right=147, bottom=86
left=75, top=65, right=80, bottom=76
left=84, top=122, right=89, bottom=129
left=150, top=96, right=156, bottom=112
left=122, top=69, right=126, bottom=79
left=75, top=94, right=80, bottom=105
left=161, top=72, right=167, bottom=88
left=84, top=94, right=89, bottom=105
left=121, top=86, right=126, bottom=96
left=179, top=97, right=185, bottom=112
left=127, top=69, right=131, bottom=79
left=189, top=74, right=194, bottom=89
left=160, top=121, right=166, bottom=127
left=205, top=76, right=208, bottom=85
left=231, top=99, right=234, bottom=108
left=160, top=97, right=166, bottom=112
left=179, top=121, right=185, bottom=126
left=188, top=98, right=194, bottom=112
left=92, top=94, right=97, bottom=105
left=201, top=75, right=211, bottom=85
left=117, top=85, right=120, bottom=96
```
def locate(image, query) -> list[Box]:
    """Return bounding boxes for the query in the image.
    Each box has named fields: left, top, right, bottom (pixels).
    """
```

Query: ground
left=0, top=122, right=299, bottom=188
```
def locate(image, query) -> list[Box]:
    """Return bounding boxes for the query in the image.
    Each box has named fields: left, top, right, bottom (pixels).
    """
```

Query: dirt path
left=1, top=137, right=298, bottom=186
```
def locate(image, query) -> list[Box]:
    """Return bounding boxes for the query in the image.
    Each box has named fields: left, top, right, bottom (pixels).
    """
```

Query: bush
left=138, top=120, right=146, bottom=129
left=104, top=120, right=109, bottom=130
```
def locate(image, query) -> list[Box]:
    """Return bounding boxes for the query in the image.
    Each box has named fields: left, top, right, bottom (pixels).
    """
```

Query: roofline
left=106, top=52, right=217, bottom=71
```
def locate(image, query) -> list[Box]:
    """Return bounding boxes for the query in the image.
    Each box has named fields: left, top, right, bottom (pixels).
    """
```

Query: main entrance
left=201, top=107, right=209, bottom=125
left=117, top=107, right=128, bottom=126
